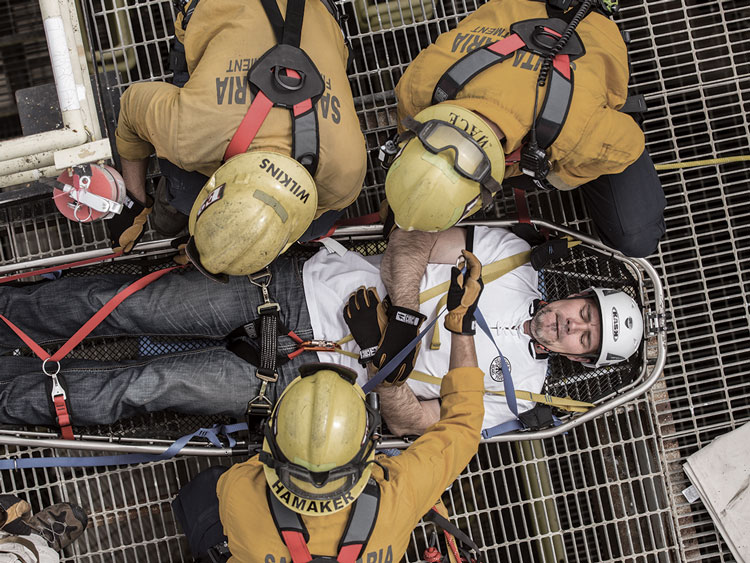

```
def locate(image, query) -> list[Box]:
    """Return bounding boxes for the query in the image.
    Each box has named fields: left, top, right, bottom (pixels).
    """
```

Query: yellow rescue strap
left=654, top=155, right=750, bottom=171
left=409, top=371, right=594, bottom=413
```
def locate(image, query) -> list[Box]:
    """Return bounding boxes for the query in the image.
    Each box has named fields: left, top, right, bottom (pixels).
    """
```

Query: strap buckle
left=249, top=269, right=274, bottom=304
left=298, top=339, right=338, bottom=352
left=42, top=359, right=66, bottom=400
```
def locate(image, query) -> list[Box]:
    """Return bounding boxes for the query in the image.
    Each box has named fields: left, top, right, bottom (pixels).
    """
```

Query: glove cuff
left=358, top=345, right=378, bottom=366
left=444, top=313, right=476, bottom=335
left=386, top=301, right=426, bottom=328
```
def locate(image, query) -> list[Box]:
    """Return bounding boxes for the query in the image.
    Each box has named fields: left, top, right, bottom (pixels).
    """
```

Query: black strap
left=534, top=61, right=574, bottom=149
left=423, top=509, right=484, bottom=561
left=292, top=105, right=321, bottom=174
left=258, top=307, right=280, bottom=378
left=465, top=225, right=475, bottom=254
left=259, top=0, right=287, bottom=44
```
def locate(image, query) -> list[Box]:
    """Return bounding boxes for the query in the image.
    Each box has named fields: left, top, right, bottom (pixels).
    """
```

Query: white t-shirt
left=302, top=226, right=549, bottom=432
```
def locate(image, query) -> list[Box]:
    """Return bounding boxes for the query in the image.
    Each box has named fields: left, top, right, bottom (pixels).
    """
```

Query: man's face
left=530, top=297, right=601, bottom=360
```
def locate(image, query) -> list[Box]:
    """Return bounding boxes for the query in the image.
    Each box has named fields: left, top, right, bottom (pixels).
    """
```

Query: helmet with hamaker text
left=259, top=363, right=380, bottom=516
left=384, top=103, right=505, bottom=232
left=186, top=151, right=317, bottom=282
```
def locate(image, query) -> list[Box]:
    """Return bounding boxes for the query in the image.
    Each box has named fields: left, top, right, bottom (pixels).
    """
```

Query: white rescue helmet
left=585, top=287, right=644, bottom=367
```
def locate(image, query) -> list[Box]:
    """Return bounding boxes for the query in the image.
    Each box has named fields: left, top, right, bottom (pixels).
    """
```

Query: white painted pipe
left=0, top=165, right=60, bottom=187
left=0, top=153, right=55, bottom=176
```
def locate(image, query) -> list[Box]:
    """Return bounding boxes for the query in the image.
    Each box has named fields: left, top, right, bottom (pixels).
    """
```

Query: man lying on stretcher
left=0, top=227, right=641, bottom=437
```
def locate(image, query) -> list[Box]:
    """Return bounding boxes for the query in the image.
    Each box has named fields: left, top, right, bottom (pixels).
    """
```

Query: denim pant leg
left=0, top=257, right=309, bottom=353
left=580, top=149, right=666, bottom=257
left=0, top=337, right=313, bottom=426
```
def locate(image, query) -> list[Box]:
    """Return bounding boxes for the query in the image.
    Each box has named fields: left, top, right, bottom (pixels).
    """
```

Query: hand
left=372, top=296, right=426, bottom=385
left=343, top=286, right=383, bottom=366
left=444, top=250, right=484, bottom=335
left=107, top=192, right=153, bottom=253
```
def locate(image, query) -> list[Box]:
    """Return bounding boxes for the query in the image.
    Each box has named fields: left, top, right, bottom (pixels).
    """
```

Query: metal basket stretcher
left=0, top=218, right=667, bottom=457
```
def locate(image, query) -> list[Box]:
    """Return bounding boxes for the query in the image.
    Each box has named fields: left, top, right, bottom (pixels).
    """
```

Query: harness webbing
left=408, top=371, right=593, bottom=412
left=268, top=479, right=380, bottom=563
left=224, top=0, right=322, bottom=174
left=0, top=265, right=181, bottom=440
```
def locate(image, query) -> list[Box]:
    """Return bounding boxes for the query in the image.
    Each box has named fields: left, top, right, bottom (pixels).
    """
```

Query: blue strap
left=0, top=422, right=249, bottom=470
left=481, top=413, right=563, bottom=439
left=474, top=308, right=518, bottom=417
left=361, top=313, right=442, bottom=394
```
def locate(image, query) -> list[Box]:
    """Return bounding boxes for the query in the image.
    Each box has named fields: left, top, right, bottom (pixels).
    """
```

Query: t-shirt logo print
left=489, top=356, right=510, bottom=383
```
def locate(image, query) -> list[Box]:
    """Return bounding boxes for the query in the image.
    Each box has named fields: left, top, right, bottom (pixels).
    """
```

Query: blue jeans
left=0, top=257, right=313, bottom=426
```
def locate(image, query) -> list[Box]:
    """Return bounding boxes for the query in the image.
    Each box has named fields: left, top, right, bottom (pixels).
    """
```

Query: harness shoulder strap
left=336, top=480, right=380, bottom=563
left=268, top=480, right=381, bottom=563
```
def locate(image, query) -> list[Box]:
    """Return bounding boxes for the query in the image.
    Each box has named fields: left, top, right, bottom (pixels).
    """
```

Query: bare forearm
left=120, top=158, right=149, bottom=205
left=450, top=333, right=478, bottom=370
left=380, top=228, right=438, bottom=309
left=376, top=383, right=440, bottom=436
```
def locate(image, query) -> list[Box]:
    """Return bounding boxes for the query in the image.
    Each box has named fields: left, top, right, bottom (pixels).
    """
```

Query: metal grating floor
left=1, top=0, right=749, bottom=561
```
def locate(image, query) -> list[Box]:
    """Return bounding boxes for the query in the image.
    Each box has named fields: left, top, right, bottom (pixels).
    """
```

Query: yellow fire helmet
left=186, top=151, right=317, bottom=282
left=384, top=103, right=505, bottom=232
left=259, top=363, right=380, bottom=516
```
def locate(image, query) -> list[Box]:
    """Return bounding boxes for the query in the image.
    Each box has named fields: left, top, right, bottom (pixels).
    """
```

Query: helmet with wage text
left=385, top=103, right=505, bottom=232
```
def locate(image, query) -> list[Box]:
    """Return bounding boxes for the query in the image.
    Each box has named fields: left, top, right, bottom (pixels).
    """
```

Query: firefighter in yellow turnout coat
left=110, top=0, right=367, bottom=275
left=173, top=251, right=486, bottom=562
left=387, top=0, right=665, bottom=257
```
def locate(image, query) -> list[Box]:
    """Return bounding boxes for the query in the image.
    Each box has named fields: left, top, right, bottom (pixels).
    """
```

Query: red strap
left=50, top=266, right=180, bottom=361
left=505, top=147, right=522, bottom=165
left=488, top=33, right=525, bottom=56
left=293, top=98, right=313, bottom=116
left=53, top=396, right=74, bottom=440
left=0, top=264, right=181, bottom=439
left=333, top=212, right=381, bottom=227
left=514, top=187, right=530, bottom=224
left=224, top=91, right=275, bottom=161
left=281, top=530, right=313, bottom=563
left=338, top=543, right=365, bottom=563
left=224, top=68, right=308, bottom=161
left=552, top=53, right=571, bottom=79
left=0, top=251, right=124, bottom=284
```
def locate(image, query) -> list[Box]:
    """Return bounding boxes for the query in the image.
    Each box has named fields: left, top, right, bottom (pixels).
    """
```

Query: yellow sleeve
left=553, top=108, right=645, bottom=188
left=382, top=366, right=484, bottom=515
left=115, top=82, right=182, bottom=164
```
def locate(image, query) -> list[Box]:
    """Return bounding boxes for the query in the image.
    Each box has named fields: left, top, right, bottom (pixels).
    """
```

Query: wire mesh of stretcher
left=0, top=0, right=749, bottom=561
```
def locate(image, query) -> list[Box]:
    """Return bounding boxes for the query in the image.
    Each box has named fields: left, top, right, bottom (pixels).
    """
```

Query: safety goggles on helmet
left=404, top=116, right=495, bottom=184
left=260, top=363, right=381, bottom=500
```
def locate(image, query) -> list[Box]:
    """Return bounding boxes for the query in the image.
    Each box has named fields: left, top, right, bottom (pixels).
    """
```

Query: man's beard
left=530, top=307, right=556, bottom=349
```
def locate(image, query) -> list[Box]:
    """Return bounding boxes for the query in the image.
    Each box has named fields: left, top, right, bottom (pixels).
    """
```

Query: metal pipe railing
left=0, top=0, right=108, bottom=187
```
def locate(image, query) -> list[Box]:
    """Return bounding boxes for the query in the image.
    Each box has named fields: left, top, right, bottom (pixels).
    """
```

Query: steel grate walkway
left=1, top=0, right=750, bottom=561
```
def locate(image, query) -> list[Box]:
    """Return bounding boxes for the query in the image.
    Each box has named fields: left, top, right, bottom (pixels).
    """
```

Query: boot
left=27, top=502, right=88, bottom=551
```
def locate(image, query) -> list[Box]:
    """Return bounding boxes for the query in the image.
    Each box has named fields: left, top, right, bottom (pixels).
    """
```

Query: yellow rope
left=654, top=155, right=750, bottom=171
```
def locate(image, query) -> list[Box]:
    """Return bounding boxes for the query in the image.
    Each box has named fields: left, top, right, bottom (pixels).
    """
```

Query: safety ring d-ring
left=73, top=202, right=93, bottom=223
left=42, top=358, right=61, bottom=377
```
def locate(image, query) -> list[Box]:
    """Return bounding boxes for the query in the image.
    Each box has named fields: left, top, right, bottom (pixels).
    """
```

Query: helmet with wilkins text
left=186, top=151, right=317, bottom=282
left=259, top=363, right=380, bottom=516
left=384, top=103, right=505, bottom=232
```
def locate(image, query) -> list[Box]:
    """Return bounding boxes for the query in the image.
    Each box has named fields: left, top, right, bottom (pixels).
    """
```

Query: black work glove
left=107, top=192, right=153, bottom=253
left=445, top=250, right=484, bottom=335
left=343, top=286, right=383, bottom=366
left=372, top=296, right=426, bottom=385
